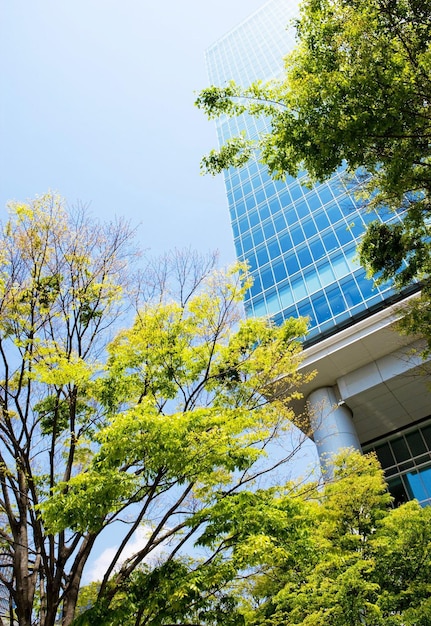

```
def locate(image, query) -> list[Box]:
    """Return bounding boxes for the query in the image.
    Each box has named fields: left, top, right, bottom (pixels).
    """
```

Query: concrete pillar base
left=307, top=386, right=361, bottom=475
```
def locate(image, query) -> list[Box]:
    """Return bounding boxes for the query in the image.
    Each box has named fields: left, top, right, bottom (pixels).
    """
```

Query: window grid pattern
left=205, top=0, right=297, bottom=87
left=207, top=0, right=403, bottom=340
left=364, top=420, right=431, bottom=507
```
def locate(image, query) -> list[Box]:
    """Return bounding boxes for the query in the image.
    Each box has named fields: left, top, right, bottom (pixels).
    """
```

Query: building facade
left=206, top=0, right=431, bottom=505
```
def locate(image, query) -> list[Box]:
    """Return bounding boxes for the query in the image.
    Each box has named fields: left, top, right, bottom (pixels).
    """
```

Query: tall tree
left=0, top=193, right=137, bottom=626
left=196, top=0, right=431, bottom=290
left=0, top=194, right=312, bottom=626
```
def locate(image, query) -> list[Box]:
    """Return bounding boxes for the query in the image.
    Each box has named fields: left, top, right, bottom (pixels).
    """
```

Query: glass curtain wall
left=364, top=419, right=431, bottom=507
left=206, top=0, right=407, bottom=343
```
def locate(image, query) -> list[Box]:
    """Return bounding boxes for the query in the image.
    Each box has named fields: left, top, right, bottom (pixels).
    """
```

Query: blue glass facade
left=206, top=0, right=404, bottom=343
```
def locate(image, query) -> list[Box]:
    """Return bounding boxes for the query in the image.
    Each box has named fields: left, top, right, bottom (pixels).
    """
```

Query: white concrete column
left=307, top=386, right=361, bottom=473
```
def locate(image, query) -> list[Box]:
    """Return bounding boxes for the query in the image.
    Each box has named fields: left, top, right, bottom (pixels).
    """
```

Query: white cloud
left=85, top=526, right=165, bottom=584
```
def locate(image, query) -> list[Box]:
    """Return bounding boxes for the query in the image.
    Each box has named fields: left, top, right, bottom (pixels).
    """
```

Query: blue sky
left=1, top=1, right=319, bottom=580
left=1, top=0, right=267, bottom=264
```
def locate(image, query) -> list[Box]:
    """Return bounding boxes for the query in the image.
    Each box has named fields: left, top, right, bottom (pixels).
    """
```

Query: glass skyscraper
left=206, top=0, right=408, bottom=345
left=206, top=0, right=431, bottom=504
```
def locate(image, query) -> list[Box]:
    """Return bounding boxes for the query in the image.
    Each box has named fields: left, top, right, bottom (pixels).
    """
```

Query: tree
left=196, top=0, right=431, bottom=289
left=226, top=452, right=431, bottom=626
left=0, top=193, right=312, bottom=626
left=46, top=271, right=310, bottom=625
left=0, top=193, right=138, bottom=626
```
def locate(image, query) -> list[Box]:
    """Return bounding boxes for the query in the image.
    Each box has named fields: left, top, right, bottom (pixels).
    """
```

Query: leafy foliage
left=235, top=452, right=431, bottom=626
left=73, top=560, right=244, bottom=626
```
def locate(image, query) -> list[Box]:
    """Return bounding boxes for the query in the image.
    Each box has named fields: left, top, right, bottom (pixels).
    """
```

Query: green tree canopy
left=0, top=194, right=312, bottom=626
left=196, top=0, right=431, bottom=290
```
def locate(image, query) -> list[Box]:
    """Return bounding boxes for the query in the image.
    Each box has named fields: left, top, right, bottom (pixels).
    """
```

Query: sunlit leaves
left=42, top=275, right=308, bottom=533
left=74, top=559, right=244, bottom=626
left=237, top=452, right=431, bottom=626
left=42, top=469, right=138, bottom=534
left=200, top=135, right=254, bottom=176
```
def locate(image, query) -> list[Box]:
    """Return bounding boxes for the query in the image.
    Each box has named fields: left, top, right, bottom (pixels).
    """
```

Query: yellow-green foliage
left=41, top=265, right=309, bottom=536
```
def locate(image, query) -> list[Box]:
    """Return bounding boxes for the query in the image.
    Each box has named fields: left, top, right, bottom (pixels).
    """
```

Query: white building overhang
left=294, top=294, right=431, bottom=445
